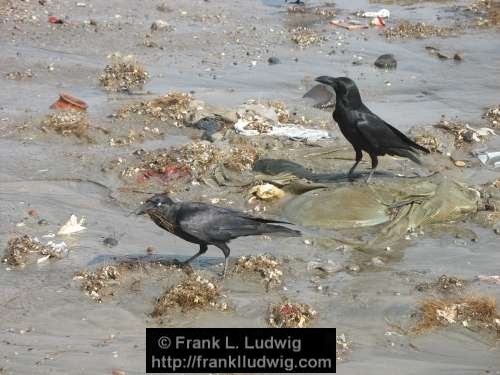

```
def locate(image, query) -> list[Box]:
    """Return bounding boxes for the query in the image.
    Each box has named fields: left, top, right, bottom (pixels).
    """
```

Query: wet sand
left=1, top=0, right=500, bottom=374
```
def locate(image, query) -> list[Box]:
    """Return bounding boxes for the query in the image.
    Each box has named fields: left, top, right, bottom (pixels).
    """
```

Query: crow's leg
left=182, top=243, right=208, bottom=265
left=348, top=149, right=363, bottom=177
left=366, top=154, right=379, bottom=183
left=214, top=243, right=231, bottom=279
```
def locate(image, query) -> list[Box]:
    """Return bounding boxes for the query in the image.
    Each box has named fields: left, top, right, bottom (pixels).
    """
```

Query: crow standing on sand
left=315, top=76, right=430, bottom=182
left=135, top=193, right=301, bottom=277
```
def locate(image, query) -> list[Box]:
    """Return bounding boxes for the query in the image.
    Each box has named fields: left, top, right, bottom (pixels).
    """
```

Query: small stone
left=453, top=52, right=463, bottom=61
left=374, top=54, right=397, bottom=69
left=267, top=57, right=280, bottom=65
left=371, top=257, right=385, bottom=267
left=454, top=160, right=466, bottom=167
left=151, top=20, right=171, bottom=32
left=347, top=264, right=360, bottom=272
left=38, top=219, right=49, bottom=225
left=103, top=237, right=118, bottom=247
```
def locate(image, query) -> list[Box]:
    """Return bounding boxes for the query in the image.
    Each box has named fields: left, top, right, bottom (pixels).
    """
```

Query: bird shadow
left=253, top=158, right=411, bottom=183
left=87, top=253, right=222, bottom=269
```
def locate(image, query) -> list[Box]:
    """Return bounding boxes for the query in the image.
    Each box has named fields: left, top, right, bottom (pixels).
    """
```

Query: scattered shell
left=290, top=26, right=327, bottom=48
left=455, top=160, right=466, bottom=167
left=484, top=105, right=500, bottom=127
left=74, top=265, right=121, bottom=302
left=385, top=21, right=456, bottom=39
left=249, top=183, right=285, bottom=201
left=150, top=19, right=174, bottom=32
left=58, top=214, right=86, bottom=235
left=5, top=69, right=33, bottom=80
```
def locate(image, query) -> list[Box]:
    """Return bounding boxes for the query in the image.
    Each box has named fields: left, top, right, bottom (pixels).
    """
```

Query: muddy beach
left=1, top=0, right=500, bottom=374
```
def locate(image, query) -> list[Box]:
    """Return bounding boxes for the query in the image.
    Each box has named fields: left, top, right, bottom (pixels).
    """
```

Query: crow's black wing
left=353, top=109, right=429, bottom=157
left=176, top=202, right=299, bottom=243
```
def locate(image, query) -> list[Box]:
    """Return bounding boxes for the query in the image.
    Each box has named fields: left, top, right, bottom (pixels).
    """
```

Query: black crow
left=315, top=76, right=430, bottom=182
left=135, top=194, right=301, bottom=277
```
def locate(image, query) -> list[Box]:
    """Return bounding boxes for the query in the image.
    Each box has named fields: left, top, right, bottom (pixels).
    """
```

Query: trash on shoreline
left=99, top=53, right=149, bottom=92
left=249, top=183, right=285, bottom=202
left=2, top=234, right=68, bottom=267
left=58, top=214, right=86, bottom=235
left=41, top=110, right=91, bottom=140
left=233, top=254, right=283, bottom=289
left=361, top=9, right=390, bottom=18
left=268, top=300, right=317, bottom=328
left=234, top=103, right=330, bottom=141
left=50, top=92, right=88, bottom=111
left=330, top=19, right=369, bottom=31
left=411, top=296, right=500, bottom=336
left=435, top=120, right=496, bottom=146
left=477, top=151, right=500, bottom=168
left=152, top=275, right=226, bottom=315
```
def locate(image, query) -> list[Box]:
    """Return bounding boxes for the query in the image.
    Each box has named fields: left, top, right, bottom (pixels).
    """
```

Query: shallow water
left=1, top=0, right=500, bottom=373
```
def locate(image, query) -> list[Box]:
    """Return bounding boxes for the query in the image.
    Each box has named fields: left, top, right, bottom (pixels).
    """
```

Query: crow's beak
left=132, top=200, right=155, bottom=216
left=315, top=76, right=337, bottom=86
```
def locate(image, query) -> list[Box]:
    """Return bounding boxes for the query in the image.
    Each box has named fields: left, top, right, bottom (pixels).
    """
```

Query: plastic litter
left=330, top=19, right=369, bottom=31
left=58, top=214, right=86, bottom=235
left=362, top=9, right=390, bottom=18
left=477, top=151, right=500, bottom=168
left=235, top=119, right=330, bottom=141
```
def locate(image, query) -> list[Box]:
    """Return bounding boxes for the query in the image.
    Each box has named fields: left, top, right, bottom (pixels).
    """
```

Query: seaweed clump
left=268, top=300, right=317, bottom=328
left=152, top=275, right=227, bottom=316
left=41, top=110, right=91, bottom=140
left=117, top=92, right=194, bottom=127
left=2, top=234, right=67, bottom=267
left=234, top=254, right=283, bottom=289
left=412, top=296, right=500, bottom=336
left=99, top=53, right=149, bottom=92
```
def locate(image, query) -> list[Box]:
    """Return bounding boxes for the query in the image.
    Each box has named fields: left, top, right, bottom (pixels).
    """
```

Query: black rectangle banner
left=146, top=328, right=336, bottom=373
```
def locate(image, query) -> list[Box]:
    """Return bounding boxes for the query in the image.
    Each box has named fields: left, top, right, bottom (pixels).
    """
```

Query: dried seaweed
left=412, top=296, right=500, bottom=336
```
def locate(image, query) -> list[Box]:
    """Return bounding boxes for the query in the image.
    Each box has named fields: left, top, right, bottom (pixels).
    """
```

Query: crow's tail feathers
left=260, top=223, right=302, bottom=237
left=388, top=148, right=423, bottom=165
